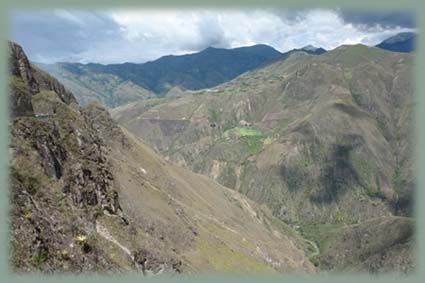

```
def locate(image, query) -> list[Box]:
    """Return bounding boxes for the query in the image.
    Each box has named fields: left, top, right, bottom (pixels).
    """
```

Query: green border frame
left=0, top=0, right=423, bottom=282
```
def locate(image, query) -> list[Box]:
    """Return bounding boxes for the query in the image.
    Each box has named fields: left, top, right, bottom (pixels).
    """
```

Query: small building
left=238, top=120, right=252, bottom=127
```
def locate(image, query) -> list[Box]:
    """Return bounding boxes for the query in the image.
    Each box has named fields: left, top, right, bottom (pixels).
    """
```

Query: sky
left=10, top=9, right=415, bottom=64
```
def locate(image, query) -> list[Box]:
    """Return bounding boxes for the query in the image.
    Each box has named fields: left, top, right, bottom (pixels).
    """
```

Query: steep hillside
left=376, top=32, right=416, bottom=53
left=112, top=45, right=415, bottom=272
left=299, top=216, right=414, bottom=273
left=34, top=62, right=156, bottom=107
left=9, top=42, right=315, bottom=274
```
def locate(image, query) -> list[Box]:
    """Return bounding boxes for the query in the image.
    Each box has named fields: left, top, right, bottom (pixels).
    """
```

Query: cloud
left=10, top=9, right=416, bottom=64
left=272, top=9, right=308, bottom=23
left=11, top=10, right=123, bottom=63
left=336, top=10, right=415, bottom=30
left=108, top=10, right=285, bottom=55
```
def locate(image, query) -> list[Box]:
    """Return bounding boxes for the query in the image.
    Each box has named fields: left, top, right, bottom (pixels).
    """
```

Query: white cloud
left=109, top=10, right=285, bottom=52
left=11, top=9, right=415, bottom=64
left=109, top=9, right=414, bottom=59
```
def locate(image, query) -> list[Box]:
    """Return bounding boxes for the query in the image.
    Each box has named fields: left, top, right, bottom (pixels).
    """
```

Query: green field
left=222, top=127, right=263, bottom=140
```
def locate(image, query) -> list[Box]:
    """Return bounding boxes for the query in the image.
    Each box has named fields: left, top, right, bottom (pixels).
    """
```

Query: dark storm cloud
left=337, top=10, right=415, bottom=30
left=11, top=10, right=123, bottom=62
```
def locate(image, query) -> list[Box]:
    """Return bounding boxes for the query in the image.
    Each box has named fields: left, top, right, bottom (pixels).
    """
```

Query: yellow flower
left=75, top=235, right=87, bottom=243
left=23, top=212, right=32, bottom=219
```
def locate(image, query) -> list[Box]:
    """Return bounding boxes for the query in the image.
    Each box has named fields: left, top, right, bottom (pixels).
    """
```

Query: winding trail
left=96, top=222, right=133, bottom=260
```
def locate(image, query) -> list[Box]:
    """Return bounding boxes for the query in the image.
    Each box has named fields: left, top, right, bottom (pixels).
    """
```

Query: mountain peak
left=301, top=45, right=319, bottom=51
left=285, top=45, right=326, bottom=56
left=376, top=32, right=416, bottom=53
left=380, top=32, right=415, bottom=44
left=204, top=46, right=219, bottom=51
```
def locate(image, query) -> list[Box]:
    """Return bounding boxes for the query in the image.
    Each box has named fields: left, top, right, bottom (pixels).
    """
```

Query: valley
left=8, top=30, right=416, bottom=274
left=111, top=43, right=416, bottom=273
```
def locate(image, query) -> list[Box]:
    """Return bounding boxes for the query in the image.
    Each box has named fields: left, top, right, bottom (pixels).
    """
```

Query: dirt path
left=96, top=222, right=133, bottom=260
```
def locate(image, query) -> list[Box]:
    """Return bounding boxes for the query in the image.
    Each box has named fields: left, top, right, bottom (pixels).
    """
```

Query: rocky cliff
left=9, top=42, right=77, bottom=117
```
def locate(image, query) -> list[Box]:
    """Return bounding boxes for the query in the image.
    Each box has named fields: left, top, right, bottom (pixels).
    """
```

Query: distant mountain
left=274, top=45, right=326, bottom=62
left=36, top=44, right=329, bottom=108
left=104, top=44, right=283, bottom=94
left=375, top=32, right=416, bottom=53
left=36, top=44, right=283, bottom=107
left=294, top=45, right=327, bottom=55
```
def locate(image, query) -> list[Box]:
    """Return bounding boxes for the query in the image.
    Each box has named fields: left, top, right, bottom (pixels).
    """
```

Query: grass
left=263, top=137, right=273, bottom=145
left=221, top=127, right=270, bottom=156
left=197, top=223, right=274, bottom=273
left=217, top=164, right=237, bottom=189
left=10, top=77, right=30, bottom=93
left=209, top=108, right=219, bottom=124
left=349, top=150, right=378, bottom=192
left=392, top=160, right=407, bottom=195
left=298, top=223, right=343, bottom=251
left=197, top=237, right=272, bottom=273
left=32, top=248, right=48, bottom=267
left=309, top=255, right=320, bottom=267
left=11, top=156, right=42, bottom=195
left=267, top=216, right=299, bottom=240
left=222, top=127, right=263, bottom=140
left=282, top=157, right=313, bottom=192
left=335, top=44, right=388, bottom=68
left=244, top=135, right=264, bottom=155
left=32, top=90, right=60, bottom=102
left=364, top=190, right=386, bottom=200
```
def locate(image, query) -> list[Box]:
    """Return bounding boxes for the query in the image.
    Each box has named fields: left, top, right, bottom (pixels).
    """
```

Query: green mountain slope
left=299, top=216, right=414, bottom=273
left=34, top=62, right=156, bottom=107
left=35, top=44, right=330, bottom=108
left=34, top=44, right=283, bottom=107
left=9, top=42, right=316, bottom=274
left=112, top=45, right=415, bottom=272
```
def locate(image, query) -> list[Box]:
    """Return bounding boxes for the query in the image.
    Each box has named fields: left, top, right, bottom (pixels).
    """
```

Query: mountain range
left=111, top=43, right=416, bottom=272
left=35, top=44, right=330, bottom=107
left=8, top=30, right=416, bottom=274
left=35, top=32, right=415, bottom=109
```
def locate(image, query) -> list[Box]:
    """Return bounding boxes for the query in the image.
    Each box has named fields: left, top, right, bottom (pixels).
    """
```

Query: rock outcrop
left=9, top=42, right=77, bottom=118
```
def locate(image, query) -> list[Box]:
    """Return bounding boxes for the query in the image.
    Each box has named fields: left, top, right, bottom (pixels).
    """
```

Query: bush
left=32, top=248, right=48, bottom=267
